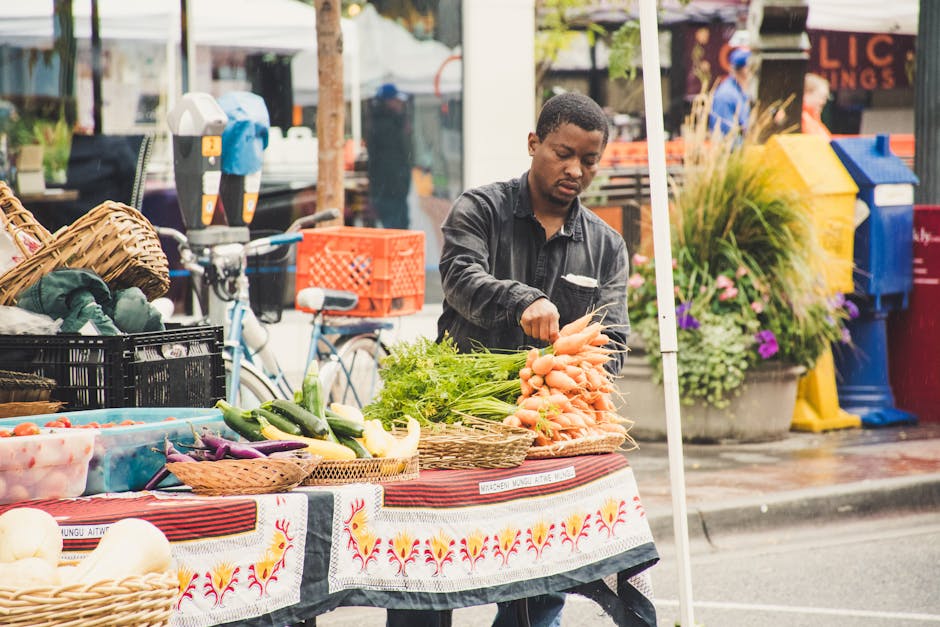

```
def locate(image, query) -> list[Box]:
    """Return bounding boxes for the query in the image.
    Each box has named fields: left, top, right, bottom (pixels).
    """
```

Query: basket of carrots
left=502, top=312, right=636, bottom=458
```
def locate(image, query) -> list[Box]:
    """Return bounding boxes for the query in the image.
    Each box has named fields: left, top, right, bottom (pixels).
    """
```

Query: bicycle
left=156, top=211, right=394, bottom=410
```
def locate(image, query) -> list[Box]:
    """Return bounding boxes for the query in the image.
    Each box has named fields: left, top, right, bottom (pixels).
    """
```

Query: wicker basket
left=0, top=369, right=56, bottom=403
left=417, top=416, right=537, bottom=470
left=0, top=201, right=170, bottom=306
left=526, top=432, right=635, bottom=459
left=0, top=400, right=65, bottom=419
left=0, top=181, right=52, bottom=255
left=303, top=454, right=420, bottom=486
left=167, top=455, right=321, bottom=496
left=0, top=571, right=176, bottom=627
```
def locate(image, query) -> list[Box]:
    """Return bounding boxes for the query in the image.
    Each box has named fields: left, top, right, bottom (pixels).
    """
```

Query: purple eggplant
left=242, top=440, right=309, bottom=454
left=143, top=466, right=171, bottom=491
left=199, top=431, right=266, bottom=459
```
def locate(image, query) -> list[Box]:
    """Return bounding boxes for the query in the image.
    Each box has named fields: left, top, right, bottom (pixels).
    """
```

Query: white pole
left=637, top=1, right=695, bottom=625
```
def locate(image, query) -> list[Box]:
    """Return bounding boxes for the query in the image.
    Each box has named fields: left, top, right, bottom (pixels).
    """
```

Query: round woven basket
left=418, top=416, right=537, bottom=470
left=167, top=456, right=321, bottom=496
left=0, top=201, right=169, bottom=306
left=303, top=454, right=419, bottom=486
left=0, top=571, right=176, bottom=627
left=526, top=432, right=634, bottom=459
left=0, top=181, right=52, bottom=253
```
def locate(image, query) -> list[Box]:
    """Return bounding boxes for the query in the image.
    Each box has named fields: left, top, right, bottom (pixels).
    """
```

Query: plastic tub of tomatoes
left=0, top=424, right=96, bottom=504
left=0, top=408, right=235, bottom=496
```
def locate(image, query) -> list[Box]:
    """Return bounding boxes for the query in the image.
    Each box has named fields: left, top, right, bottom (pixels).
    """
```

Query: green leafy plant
left=9, top=115, right=72, bottom=182
left=627, top=97, right=854, bottom=409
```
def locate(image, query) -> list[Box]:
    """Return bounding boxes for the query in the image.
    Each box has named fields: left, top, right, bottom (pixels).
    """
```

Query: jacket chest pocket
left=552, top=276, right=599, bottom=327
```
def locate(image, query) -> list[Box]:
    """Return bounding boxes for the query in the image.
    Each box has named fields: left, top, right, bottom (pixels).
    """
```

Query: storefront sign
left=808, top=30, right=915, bottom=91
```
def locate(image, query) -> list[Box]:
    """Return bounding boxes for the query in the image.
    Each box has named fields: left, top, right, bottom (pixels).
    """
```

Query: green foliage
left=362, top=336, right=523, bottom=427
left=607, top=20, right=640, bottom=81
left=627, top=97, right=851, bottom=409
left=8, top=116, right=72, bottom=182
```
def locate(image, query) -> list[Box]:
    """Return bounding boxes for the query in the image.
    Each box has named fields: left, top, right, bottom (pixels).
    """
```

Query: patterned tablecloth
left=0, top=453, right=658, bottom=626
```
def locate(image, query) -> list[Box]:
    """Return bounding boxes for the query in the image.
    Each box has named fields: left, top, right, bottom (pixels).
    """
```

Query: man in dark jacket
left=387, top=92, right=629, bottom=627
left=367, top=83, right=413, bottom=229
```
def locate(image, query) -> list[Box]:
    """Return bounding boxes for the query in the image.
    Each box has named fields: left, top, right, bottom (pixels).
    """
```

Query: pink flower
left=674, top=286, right=681, bottom=296
left=715, top=275, right=734, bottom=289
left=750, top=301, right=764, bottom=314
left=735, top=266, right=748, bottom=278
left=718, top=287, right=739, bottom=301
left=672, top=258, right=678, bottom=269
left=628, top=273, right=646, bottom=289
left=632, top=253, right=649, bottom=267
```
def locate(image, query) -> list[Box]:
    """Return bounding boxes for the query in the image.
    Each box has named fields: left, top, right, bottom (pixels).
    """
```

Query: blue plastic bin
left=0, top=407, right=235, bottom=495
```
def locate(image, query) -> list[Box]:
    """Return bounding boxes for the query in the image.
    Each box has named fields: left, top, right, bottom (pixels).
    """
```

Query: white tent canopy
left=806, top=0, right=918, bottom=35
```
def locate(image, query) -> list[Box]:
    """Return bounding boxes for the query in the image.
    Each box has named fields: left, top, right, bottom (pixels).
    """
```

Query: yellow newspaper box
left=764, top=134, right=858, bottom=295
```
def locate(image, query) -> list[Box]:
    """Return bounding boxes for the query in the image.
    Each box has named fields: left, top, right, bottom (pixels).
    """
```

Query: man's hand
left=520, top=298, right=560, bottom=343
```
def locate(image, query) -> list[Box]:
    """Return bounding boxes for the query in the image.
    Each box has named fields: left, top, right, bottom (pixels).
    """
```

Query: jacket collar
left=516, top=171, right=585, bottom=242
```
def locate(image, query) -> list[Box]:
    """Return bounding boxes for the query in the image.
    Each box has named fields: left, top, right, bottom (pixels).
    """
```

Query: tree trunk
left=315, top=0, right=345, bottom=222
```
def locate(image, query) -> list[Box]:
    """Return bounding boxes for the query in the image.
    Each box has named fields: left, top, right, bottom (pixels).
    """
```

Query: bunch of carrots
left=502, top=312, right=631, bottom=446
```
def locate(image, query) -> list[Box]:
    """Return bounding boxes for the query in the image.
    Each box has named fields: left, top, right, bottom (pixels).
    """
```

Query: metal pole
left=90, top=0, right=102, bottom=134
left=914, top=0, right=938, bottom=204
left=180, top=0, right=193, bottom=92
left=637, top=0, right=695, bottom=625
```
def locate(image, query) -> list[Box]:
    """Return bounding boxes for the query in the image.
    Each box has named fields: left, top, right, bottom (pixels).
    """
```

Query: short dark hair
left=535, top=93, right=609, bottom=147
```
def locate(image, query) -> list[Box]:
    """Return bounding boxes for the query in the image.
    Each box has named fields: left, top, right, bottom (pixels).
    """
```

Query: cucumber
left=215, top=400, right=264, bottom=441
left=251, top=408, right=303, bottom=437
left=262, top=398, right=329, bottom=438
left=338, top=435, right=372, bottom=459
left=326, top=412, right=364, bottom=438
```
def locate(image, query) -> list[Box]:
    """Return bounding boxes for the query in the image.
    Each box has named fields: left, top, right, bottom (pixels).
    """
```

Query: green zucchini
left=325, top=411, right=365, bottom=438
left=251, top=407, right=303, bottom=437
left=301, top=362, right=341, bottom=442
left=215, top=400, right=264, bottom=441
left=338, top=435, right=372, bottom=459
left=262, top=398, right=329, bottom=438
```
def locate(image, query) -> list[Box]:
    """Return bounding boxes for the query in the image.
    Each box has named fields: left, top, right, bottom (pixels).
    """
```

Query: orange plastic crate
left=295, top=226, right=425, bottom=317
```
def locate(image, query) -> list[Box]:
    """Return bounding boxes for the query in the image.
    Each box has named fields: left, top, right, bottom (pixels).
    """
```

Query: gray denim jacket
left=436, top=172, right=630, bottom=374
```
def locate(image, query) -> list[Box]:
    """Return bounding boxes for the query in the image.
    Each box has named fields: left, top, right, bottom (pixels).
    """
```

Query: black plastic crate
left=0, top=327, right=225, bottom=410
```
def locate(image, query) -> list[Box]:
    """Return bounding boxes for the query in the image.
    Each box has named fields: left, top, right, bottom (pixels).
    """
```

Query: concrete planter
left=619, top=350, right=804, bottom=443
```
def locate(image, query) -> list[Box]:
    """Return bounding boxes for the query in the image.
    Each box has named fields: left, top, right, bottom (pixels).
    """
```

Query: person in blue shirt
left=709, top=48, right=751, bottom=134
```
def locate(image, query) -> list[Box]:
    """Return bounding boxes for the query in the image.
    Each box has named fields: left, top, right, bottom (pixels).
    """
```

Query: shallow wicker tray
left=303, top=454, right=419, bottom=486
left=418, top=416, right=537, bottom=470
left=0, top=369, right=56, bottom=403
left=167, top=455, right=321, bottom=496
left=526, top=432, right=634, bottom=459
left=0, top=570, right=175, bottom=627
left=0, top=400, right=65, bottom=419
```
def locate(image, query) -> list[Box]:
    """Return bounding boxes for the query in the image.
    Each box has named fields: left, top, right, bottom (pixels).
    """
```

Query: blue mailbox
left=830, top=135, right=919, bottom=311
left=830, top=134, right=919, bottom=427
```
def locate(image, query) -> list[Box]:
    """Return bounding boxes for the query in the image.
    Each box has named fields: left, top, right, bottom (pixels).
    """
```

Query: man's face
left=527, top=122, right=605, bottom=209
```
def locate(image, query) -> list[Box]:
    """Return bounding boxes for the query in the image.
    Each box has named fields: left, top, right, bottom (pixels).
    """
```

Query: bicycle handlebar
left=287, top=208, right=342, bottom=232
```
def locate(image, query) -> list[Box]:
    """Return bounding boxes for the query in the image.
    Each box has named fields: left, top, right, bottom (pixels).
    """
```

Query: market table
left=0, top=453, right=658, bottom=627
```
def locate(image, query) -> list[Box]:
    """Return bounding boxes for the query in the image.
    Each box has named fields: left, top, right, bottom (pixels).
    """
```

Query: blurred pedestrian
left=802, top=73, right=832, bottom=139
left=366, top=83, right=413, bottom=229
left=709, top=47, right=751, bottom=134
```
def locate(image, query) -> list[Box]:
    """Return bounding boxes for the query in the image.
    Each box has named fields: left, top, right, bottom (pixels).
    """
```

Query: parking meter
left=217, top=92, right=270, bottom=227
left=167, top=93, right=228, bottom=229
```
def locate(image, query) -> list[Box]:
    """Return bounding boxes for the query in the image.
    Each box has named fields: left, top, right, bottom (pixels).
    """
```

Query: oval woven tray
left=167, top=456, right=321, bottom=496
left=0, top=570, right=176, bottom=627
left=0, top=400, right=65, bottom=419
left=525, top=432, right=633, bottom=459
left=418, top=416, right=537, bottom=470
left=303, top=454, right=419, bottom=486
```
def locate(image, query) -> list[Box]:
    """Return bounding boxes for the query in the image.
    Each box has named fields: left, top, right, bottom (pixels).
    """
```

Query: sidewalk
left=268, top=304, right=940, bottom=540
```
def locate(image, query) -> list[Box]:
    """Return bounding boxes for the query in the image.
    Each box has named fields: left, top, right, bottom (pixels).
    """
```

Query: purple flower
left=755, top=330, right=779, bottom=359
left=844, top=300, right=860, bottom=319
left=841, top=327, right=852, bottom=343
left=676, top=301, right=700, bottom=330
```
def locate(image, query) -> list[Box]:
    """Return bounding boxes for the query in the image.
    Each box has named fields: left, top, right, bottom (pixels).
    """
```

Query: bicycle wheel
left=224, top=354, right=282, bottom=409
left=320, top=334, right=388, bottom=409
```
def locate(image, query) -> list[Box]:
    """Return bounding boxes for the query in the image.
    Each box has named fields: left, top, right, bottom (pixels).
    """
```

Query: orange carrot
left=521, top=395, right=549, bottom=411
left=520, top=379, right=534, bottom=396
left=589, top=333, right=611, bottom=347
left=533, top=434, right=551, bottom=446
left=519, top=367, right=532, bottom=381
left=553, top=322, right=602, bottom=355
left=526, top=347, right=540, bottom=368
left=546, top=392, right=572, bottom=411
left=584, top=368, right=606, bottom=390
left=503, top=415, right=522, bottom=428
left=559, top=311, right=594, bottom=337
left=529, top=374, right=544, bottom=389
left=515, top=409, right=540, bottom=427
left=544, top=370, right=579, bottom=392
left=594, top=422, right=627, bottom=435
left=531, top=353, right=556, bottom=376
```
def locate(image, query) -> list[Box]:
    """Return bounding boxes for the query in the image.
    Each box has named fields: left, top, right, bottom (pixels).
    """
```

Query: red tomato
left=163, top=416, right=177, bottom=421
left=0, top=430, right=11, bottom=437
left=13, top=422, right=40, bottom=437
left=119, top=419, right=137, bottom=426
left=58, top=416, right=72, bottom=428
left=100, top=422, right=116, bottom=428
left=44, top=420, right=66, bottom=428
left=85, top=422, right=100, bottom=428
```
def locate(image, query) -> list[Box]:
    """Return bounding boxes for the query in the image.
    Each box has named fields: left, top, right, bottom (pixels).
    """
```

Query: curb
left=646, top=472, right=940, bottom=542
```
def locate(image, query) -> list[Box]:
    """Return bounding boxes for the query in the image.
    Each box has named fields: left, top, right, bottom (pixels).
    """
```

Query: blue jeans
left=492, top=593, right=565, bottom=627
left=385, top=593, right=564, bottom=627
